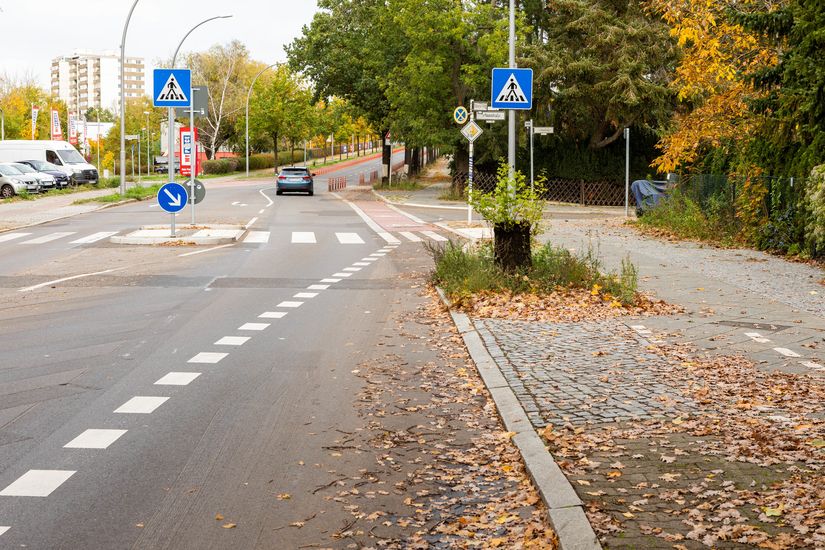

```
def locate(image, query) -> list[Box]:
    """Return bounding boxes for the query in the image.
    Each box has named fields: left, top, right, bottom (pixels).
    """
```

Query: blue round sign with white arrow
left=157, top=182, right=188, bottom=213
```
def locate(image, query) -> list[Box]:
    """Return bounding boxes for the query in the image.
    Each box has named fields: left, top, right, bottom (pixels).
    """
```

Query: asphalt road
left=0, top=152, right=446, bottom=548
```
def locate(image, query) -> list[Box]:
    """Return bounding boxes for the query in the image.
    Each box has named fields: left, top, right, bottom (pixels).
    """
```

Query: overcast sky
left=0, top=0, right=319, bottom=93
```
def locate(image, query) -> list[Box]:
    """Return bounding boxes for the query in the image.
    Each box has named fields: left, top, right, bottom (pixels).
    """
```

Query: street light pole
left=120, top=0, right=141, bottom=196
left=508, top=0, right=516, bottom=179
left=246, top=63, right=278, bottom=177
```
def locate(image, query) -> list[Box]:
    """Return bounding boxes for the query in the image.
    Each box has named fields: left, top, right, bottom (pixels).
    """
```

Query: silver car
left=0, top=163, right=40, bottom=198
left=10, top=162, right=56, bottom=191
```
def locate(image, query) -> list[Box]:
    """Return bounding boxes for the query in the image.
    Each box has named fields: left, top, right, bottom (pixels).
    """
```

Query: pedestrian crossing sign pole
left=153, top=69, right=192, bottom=237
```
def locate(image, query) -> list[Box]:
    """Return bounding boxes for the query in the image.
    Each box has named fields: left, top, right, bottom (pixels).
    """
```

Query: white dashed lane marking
left=343, top=267, right=361, bottom=272
left=353, top=262, right=370, bottom=267
left=239, top=323, right=270, bottom=331
left=277, top=301, right=303, bottom=308
left=0, top=526, right=8, bottom=537
left=259, top=312, right=287, bottom=319
left=188, top=352, right=229, bottom=363
left=0, top=470, right=76, bottom=497
left=774, top=347, right=802, bottom=358
left=745, top=332, right=771, bottom=343
left=294, top=292, right=318, bottom=299
left=291, top=232, right=316, bottom=244
left=155, top=372, right=202, bottom=386
left=307, top=284, right=330, bottom=290
left=215, top=336, right=251, bottom=346
left=114, top=396, right=169, bottom=414
left=336, top=232, right=365, bottom=244
left=801, top=361, right=825, bottom=371
left=320, top=278, right=341, bottom=283
left=64, top=429, right=128, bottom=449
left=332, top=272, right=353, bottom=278
left=70, top=231, right=119, bottom=244
left=21, top=232, right=76, bottom=244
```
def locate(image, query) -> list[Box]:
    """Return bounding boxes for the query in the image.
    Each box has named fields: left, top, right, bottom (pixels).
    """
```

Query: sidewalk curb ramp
left=436, top=287, right=602, bottom=550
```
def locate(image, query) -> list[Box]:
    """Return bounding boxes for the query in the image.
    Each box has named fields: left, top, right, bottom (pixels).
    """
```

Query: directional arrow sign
left=157, top=182, right=188, bottom=213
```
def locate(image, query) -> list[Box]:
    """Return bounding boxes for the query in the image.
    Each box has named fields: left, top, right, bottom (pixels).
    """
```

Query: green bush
left=804, top=165, right=825, bottom=257
left=428, top=241, right=640, bottom=305
left=202, top=159, right=232, bottom=174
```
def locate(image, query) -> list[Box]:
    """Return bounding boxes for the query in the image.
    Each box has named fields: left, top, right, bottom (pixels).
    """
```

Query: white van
left=0, top=140, right=98, bottom=185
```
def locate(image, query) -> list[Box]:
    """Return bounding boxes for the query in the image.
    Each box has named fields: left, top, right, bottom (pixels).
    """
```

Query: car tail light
left=302, top=176, right=311, bottom=181
left=277, top=176, right=286, bottom=181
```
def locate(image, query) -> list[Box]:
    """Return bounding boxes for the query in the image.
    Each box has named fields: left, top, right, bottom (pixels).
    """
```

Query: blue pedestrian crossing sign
left=157, top=182, right=188, bottom=213
left=491, top=68, right=533, bottom=110
left=153, top=69, right=191, bottom=107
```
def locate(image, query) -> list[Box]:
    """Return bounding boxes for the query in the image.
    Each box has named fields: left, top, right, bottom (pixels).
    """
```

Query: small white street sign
left=476, top=110, right=505, bottom=122
left=534, top=126, right=554, bottom=135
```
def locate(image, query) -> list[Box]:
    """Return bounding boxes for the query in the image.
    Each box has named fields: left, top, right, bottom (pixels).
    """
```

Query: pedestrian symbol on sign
left=156, top=74, right=188, bottom=102
left=496, top=74, right=527, bottom=104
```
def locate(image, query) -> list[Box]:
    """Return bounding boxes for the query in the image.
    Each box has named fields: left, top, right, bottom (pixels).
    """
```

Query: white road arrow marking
left=164, top=188, right=182, bottom=207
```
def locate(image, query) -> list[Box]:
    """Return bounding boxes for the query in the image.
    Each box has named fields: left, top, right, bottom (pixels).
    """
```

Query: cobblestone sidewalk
left=475, top=316, right=824, bottom=548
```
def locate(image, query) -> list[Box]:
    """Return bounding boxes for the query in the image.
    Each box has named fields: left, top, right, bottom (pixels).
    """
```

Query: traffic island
left=110, top=224, right=246, bottom=246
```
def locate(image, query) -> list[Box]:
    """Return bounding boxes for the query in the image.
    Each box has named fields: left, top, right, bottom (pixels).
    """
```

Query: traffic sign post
left=464, top=101, right=485, bottom=224
left=154, top=69, right=192, bottom=231
left=157, top=182, right=188, bottom=237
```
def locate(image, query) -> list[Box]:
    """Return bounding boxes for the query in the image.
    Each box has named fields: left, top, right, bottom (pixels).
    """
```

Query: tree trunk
left=272, top=133, right=279, bottom=173
left=452, top=141, right=469, bottom=194
left=381, top=131, right=391, bottom=184
left=494, top=223, right=532, bottom=272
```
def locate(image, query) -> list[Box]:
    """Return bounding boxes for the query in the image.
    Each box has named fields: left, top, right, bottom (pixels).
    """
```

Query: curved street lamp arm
left=172, top=15, right=233, bottom=66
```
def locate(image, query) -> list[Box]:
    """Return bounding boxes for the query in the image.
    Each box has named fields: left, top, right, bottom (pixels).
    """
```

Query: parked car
left=153, top=156, right=180, bottom=175
left=0, top=163, right=40, bottom=198
left=9, top=162, right=56, bottom=192
left=276, top=167, right=315, bottom=196
left=18, top=160, right=71, bottom=189
left=0, top=140, right=98, bottom=185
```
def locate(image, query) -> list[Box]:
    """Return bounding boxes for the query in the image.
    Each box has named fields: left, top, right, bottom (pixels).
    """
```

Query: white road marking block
left=400, top=231, right=422, bottom=242
left=188, top=352, right=228, bottom=363
left=774, top=347, right=801, bottom=358
left=277, top=301, right=303, bottom=308
left=421, top=230, right=448, bottom=242
left=0, top=233, right=31, bottom=243
left=336, top=232, right=365, bottom=244
left=114, top=396, right=169, bottom=414
left=70, top=232, right=119, bottom=244
left=292, top=232, right=317, bottom=244
left=64, top=429, right=128, bottom=449
left=215, top=336, right=251, bottom=346
left=801, top=361, right=824, bottom=371
left=353, top=262, right=370, bottom=266
left=21, top=232, right=76, bottom=244
left=343, top=267, right=361, bottom=272
left=332, top=272, right=353, bottom=277
left=745, top=332, right=771, bottom=344
left=259, top=311, right=287, bottom=319
left=370, top=253, right=386, bottom=257
left=239, top=323, right=270, bottom=331
left=244, top=231, right=271, bottom=244
left=0, top=470, right=75, bottom=497
left=0, top=526, right=8, bottom=537
left=320, top=278, right=341, bottom=283
left=155, top=372, right=201, bottom=386
left=360, top=257, right=377, bottom=262
left=294, top=292, right=318, bottom=299
left=630, top=325, right=646, bottom=330
left=379, top=232, right=401, bottom=244
left=307, top=284, right=330, bottom=290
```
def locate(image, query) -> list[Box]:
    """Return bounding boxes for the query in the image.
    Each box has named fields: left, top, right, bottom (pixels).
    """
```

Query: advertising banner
left=51, top=109, right=63, bottom=140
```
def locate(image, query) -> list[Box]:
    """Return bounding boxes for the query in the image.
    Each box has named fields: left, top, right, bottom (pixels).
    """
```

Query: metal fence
left=452, top=172, right=635, bottom=206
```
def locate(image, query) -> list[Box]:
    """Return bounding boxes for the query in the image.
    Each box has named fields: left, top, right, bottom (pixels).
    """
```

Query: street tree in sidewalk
left=0, top=75, right=52, bottom=140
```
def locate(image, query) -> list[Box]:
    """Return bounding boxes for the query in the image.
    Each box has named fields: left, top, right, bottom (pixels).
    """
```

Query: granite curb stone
left=435, top=287, right=602, bottom=550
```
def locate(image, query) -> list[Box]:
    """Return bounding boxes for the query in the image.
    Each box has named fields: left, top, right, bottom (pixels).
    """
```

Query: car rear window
left=281, top=168, right=309, bottom=175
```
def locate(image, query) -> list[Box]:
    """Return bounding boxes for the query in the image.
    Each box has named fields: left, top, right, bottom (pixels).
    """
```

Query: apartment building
left=51, top=51, right=145, bottom=114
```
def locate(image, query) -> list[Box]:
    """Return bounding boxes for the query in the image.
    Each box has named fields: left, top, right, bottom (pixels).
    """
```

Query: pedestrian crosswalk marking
left=244, top=231, right=270, bottom=243
left=0, top=233, right=32, bottom=243
left=292, top=232, right=316, bottom=244
left=336, top=232, right=365, bottom=244
left=70, top=231, right=118, bottom=244
left=400, top=231, right=422, bottom=242
left=420, top=231, right=448, bottom=242
left=21, top=232, right=76, bottom=244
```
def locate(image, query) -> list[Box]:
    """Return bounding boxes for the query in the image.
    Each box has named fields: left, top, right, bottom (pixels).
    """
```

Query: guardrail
left=328, top=176, right=347, bottom=192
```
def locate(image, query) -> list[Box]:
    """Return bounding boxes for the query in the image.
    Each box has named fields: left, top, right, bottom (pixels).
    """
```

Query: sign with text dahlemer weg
left=153, top=69, right=192, bottom=108
left=491, top=68, right=533, bottom=110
